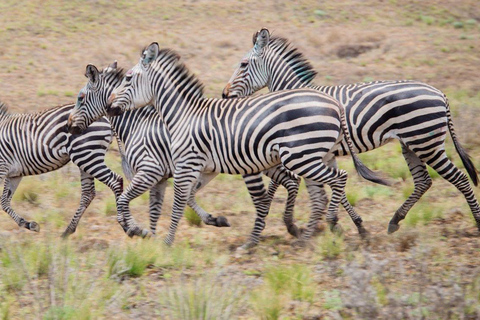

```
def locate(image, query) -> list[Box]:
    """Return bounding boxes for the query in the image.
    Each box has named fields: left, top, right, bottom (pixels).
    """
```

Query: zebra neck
left=267, top=61, right=309, bottom=92
left=108, top=112, right=131, bottom=144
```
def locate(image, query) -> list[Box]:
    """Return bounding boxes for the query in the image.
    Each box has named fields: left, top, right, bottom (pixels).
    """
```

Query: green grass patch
left=184, top=207, right=202, bottom=227
left=316, top=230, right=345, bottom=260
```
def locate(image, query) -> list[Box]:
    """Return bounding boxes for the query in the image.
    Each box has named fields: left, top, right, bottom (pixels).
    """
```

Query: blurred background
left=0, top=1, right=479, bottom=319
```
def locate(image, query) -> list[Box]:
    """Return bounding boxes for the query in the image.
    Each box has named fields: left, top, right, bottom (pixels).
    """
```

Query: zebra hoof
left=387, top=223, right=400, bottom=234
left=287, top=224, right=301, bottom=238
left=27, top=221, right=40, bottom=232
left=61, top=229, right=75, bottom=239
left=291, top=239, right=309, bottom=248
left=358, top=226, right=370, bottom=239
left=215, top=216, right=231, bottom=227
left=140, top=229, right=151, bottom=238
left=126, top=226, right=143, bottom=238
left=239, top=241, right=257, bottom=250
left=330, top=223, right=344, bottom=236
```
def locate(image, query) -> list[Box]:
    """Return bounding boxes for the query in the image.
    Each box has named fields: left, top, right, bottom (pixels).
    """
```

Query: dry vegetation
left=0, top=0, right=480, bottom=319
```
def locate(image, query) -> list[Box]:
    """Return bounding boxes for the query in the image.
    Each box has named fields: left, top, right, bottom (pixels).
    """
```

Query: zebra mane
left=0, top=101, right=9, bottom=118
left=152, top=48, right=205, bottom=100
left=101, top=67, right=126, bottom=85
left=267, top=36, right=317, bottom=85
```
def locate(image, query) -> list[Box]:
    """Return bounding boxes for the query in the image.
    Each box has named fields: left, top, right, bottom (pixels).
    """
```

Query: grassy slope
left=0, top=0, right=479, bottom=318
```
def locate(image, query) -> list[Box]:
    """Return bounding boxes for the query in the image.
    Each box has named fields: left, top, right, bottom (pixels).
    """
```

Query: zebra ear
left=109, top=61, right=117, bottom=70
left=254, top=28, right=270, bottom=52
left=85, top=64, right=100, bottom=84
left=142, top=42, right=160, bottom=66
left=252, top=30, right=260, bottom=45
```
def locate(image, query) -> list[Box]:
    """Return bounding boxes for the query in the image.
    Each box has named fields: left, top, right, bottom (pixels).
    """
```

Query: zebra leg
left=119, top=170, right=160, bottom=238
left=61, top=170, right=96, bottom=238
left=262, top=166, right=302, bottom=238
left=425, top=150, right=480, bottom=231
left=239, top=172, right=282, bottom=249
left=148, top=180, right=167, bottom=234
left=326, top=158, right=367, bottom=236
left=294, top=179, right=329, bottom=245
left=164, top=168, right=201, bottom=246
left=1, top=177, right=40, bottom=232
left=187, top=173, right=230, bottom=227
left=388, top=146, right=432, bottom=233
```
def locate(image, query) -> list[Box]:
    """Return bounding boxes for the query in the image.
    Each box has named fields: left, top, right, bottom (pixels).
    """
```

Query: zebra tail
left=445, top=97, right=478, bottom=186
left=338, top=104, right=391, bottom=187
left=116, top=134, right=134, bottom=181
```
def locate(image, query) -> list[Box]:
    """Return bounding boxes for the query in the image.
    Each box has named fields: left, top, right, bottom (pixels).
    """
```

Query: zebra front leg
left=388, top=146, right=432, bottom=233
left=120, top=170, right=160, bottom=238
left=61, top=170, right=96, bottom=238
left=1, top=177, right=40, bottom=232
left=164, top=168, right=201, bottom=246
left=148, top=181, right=167, bottom=234
left=187, top=172, right=230, bottom=227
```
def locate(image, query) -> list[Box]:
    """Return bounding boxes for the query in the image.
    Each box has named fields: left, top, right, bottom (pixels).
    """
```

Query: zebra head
left=67, top=61, right=124, bottom=134
left=223, top=28, right=317, bottom=99
left=222, top=28, right=271, bottom=99
left=107, top=43, right=159, bottom=116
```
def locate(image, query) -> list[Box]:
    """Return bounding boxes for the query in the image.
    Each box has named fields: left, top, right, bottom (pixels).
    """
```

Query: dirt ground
left=0, top=0, right=480, bottom=319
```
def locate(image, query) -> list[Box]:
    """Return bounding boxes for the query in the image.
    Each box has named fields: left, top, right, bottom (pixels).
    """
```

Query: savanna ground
left=0, top=0, right=480, bottom=319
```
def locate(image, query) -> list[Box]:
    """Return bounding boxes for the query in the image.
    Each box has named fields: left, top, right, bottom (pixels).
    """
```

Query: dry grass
left=0, top=0, right=479, bottom=318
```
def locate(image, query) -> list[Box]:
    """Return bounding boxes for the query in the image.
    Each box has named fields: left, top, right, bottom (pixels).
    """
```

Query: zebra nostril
left=222, top=92, right=227, bottom=99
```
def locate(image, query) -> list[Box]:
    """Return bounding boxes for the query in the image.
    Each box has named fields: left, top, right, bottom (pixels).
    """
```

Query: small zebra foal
left=223, top=28, right=480, bottom=234
left=107, top=42, right=388, bottom=246
left=0, top=101, right=123, bottom=236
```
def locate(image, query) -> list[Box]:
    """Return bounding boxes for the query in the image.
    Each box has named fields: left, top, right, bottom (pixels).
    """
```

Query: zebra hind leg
left=425, top=150, right=480, bottom=232
left=1, top=177, right=40, bottom=232
left=263, top=166, right=302, bottom=238
left=240, top=173, right=278, bottom=249
left=292, top=179, right=329, bottom=247
left=324, top=158, right=368, bottom=236
left=388, top=146, right=432, bottom=234
left=62, top=170, right=96, bottom=238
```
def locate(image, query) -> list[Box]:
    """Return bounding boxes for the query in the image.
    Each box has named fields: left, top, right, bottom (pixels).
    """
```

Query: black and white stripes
left=223, top=28, right=480, bottom=233
left=0, top=101, right=123, bottom=236
left=107, top=42, right=386, bottom=246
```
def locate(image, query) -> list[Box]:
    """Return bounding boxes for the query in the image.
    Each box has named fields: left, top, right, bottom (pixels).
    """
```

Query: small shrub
left=160, top=273, right=244, bottom=320
left=107, top=240, right=158, bottom=278
left=317, top=230, right=344, bottom=260
left=250, top=286, right=283, bottom=320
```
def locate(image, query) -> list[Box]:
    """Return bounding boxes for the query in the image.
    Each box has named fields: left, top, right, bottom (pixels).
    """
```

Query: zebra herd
left=1, top=27, right=479, bottom=248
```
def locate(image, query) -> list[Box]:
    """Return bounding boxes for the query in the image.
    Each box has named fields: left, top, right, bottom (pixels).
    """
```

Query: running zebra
left=105, top=42, right=388, bottom=246
left=67, top=62, right=231, bottom=236
left=222, top=28, right=480, bottom=233
left=0, top=101, right=123, bottom=237
left=67, top=62, right=318, bottom=244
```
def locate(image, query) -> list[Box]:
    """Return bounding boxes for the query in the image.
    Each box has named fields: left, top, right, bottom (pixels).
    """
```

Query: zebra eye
left=240, top=61, right=248, bottom=68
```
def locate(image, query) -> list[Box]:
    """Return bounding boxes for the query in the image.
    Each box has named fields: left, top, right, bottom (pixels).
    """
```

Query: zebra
left=67, top=62, right=319, bottom=244
left=0, top=100, right=124, bottom=237
left=105, top=42, right=388, bottom=246
left=67, top=62, right=232, bottom=236
left=222, top=27, right=480, bottom=234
